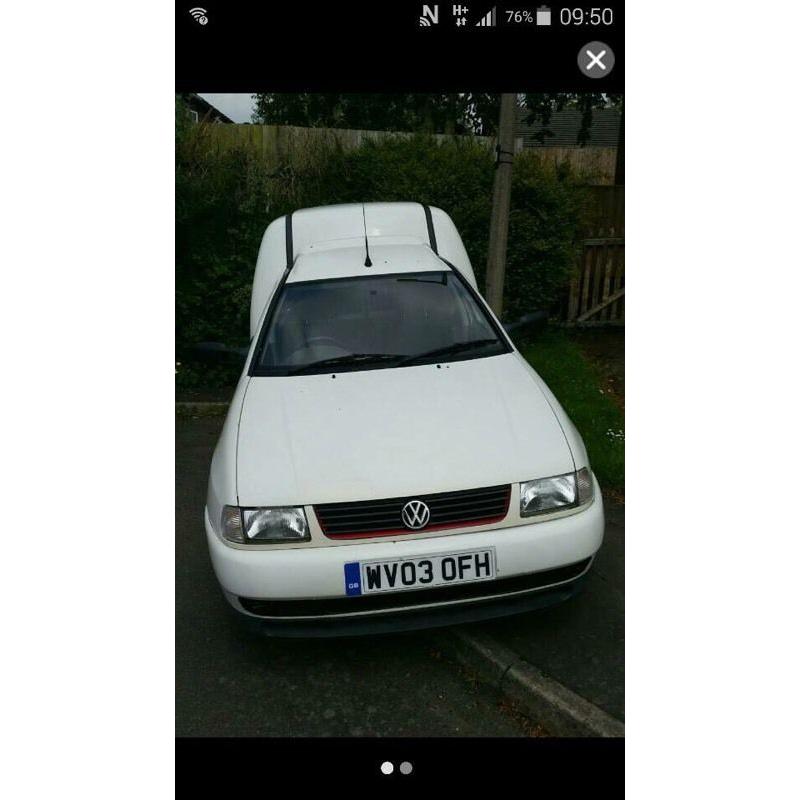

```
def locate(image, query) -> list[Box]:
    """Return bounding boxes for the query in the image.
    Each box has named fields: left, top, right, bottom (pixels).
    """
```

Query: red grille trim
left=315, top=485, right=512, bottom=540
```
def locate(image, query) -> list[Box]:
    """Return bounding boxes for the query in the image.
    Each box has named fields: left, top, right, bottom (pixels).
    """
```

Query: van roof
left=249, top=202, right=477, bottom=337
left=287, top=242, right=447, bottom=284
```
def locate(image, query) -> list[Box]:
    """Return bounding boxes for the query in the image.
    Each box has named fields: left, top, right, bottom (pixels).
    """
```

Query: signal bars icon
left=475, top=6, right=496, bottom=26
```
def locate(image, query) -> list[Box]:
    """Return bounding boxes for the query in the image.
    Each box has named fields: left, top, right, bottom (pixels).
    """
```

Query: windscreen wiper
left=395, top=338, right=501, bottom=367
left=287, top=353, right=401, bottom=375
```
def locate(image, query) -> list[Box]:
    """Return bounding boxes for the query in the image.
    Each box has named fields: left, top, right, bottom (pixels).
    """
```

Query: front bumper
left=204, top=483, right=603, bottom=634
left=224, top=572, right=590, bottom=637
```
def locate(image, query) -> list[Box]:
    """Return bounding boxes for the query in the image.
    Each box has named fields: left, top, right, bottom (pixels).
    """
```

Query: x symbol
left=586, top=49, right=607, bottom=70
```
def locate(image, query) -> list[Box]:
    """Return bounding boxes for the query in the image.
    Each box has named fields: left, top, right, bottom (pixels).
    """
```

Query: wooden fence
left=530, top=146, right=617, bottom=185
left=199, top=123, right=493, bottom=166
left=197, top=123, right=618, bottom=184
left=565, top=186, right=625, bottom=325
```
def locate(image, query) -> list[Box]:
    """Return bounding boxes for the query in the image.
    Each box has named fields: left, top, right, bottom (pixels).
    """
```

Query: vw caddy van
left=204, top=202, right=603, bottom=635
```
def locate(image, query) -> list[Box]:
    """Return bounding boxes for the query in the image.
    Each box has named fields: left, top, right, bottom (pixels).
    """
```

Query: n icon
left=419, top=5, right=439, bottom=26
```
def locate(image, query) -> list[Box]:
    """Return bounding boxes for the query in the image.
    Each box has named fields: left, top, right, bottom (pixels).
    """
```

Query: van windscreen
left=251, top=270, right=508, bottom=376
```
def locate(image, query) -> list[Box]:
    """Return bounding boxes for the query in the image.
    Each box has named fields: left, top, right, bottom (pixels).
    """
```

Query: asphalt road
left=468, top=497, right=625, bottom=720
left=176, top=417, right=530, bottom=736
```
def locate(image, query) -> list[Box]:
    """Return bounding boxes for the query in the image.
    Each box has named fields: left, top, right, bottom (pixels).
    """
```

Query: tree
left=253, top=92, right=622, bottom=146
left=521, top=93, right=623, bottom=144
left=251, top=93, right=502, bottom=135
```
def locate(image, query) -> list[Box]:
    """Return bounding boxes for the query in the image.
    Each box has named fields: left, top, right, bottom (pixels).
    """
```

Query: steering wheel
left=286, top=336, right=350, bottom=361
left=304, top=336, right=345, bottom=349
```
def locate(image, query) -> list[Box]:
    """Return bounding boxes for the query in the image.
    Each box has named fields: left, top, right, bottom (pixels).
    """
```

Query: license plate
left=343, top=548, right=496, bottom=596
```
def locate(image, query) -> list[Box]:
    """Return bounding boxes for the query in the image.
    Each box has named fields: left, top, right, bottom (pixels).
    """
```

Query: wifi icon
left=189, top=7, right=208, bottom=25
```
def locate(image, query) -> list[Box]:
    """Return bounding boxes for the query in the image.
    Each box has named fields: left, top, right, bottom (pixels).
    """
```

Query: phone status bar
left=417, top=4, right=616, bottom=29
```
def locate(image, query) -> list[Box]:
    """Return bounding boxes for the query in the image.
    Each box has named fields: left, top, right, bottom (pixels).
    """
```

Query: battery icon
left=536, top=5, right=551, bottom=25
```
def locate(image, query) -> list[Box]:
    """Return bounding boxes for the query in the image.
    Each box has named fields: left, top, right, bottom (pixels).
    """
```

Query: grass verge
left=520, top=330, right=624, bottom=491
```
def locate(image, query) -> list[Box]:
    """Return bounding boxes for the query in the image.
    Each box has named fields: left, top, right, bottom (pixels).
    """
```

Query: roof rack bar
left=285, top=212, right=294, bottom=269
left=422, top=204, right=438, bottom=254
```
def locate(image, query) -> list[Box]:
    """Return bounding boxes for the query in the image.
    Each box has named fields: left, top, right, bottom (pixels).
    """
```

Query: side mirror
left=187, top=341, right=249, bottom=365
left=502, top=310, right=548, bottom=337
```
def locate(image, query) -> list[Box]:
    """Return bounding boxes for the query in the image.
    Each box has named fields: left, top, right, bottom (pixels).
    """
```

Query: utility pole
left=614, top=105, right=624, bottom=185
left=485, top=92, right=516, bottom=318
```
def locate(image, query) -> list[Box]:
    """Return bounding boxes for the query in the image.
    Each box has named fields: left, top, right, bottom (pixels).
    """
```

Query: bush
left=176, top=121, right=285, bottom=353
left=506, top=157, right=589, bottom=320
left=176, top=115, right=590, bottom=390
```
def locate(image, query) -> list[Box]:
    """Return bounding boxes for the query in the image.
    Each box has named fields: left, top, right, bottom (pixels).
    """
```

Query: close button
left=578, top=41, right=615, bottom=78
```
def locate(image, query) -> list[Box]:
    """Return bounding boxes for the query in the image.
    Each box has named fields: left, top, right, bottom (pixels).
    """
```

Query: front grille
left=239, top=558, right=591, bottom=618
left=314, top=484, right=512, bottom=539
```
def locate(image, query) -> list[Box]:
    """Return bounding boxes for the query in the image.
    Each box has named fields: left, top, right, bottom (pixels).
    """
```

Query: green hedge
left=176, top=115, right=591, bottom=388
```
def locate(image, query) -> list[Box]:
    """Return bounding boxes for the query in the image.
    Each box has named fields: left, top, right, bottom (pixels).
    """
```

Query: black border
left=176, top=1, right=623, bottom=93
left=177, top=736, right=623, bottom=790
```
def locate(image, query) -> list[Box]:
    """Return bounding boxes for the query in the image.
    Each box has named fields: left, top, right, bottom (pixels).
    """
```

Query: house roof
left=515, top=107, right=621, bottom=148
left=184, top=93, right=234, bottom=124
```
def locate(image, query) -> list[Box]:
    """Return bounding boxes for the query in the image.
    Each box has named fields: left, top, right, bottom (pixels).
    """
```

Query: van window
left=252, top=271, right=508, bottom=376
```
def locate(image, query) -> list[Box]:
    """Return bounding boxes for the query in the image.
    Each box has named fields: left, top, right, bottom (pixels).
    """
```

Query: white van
left=204, top=202, right=603, bottom=635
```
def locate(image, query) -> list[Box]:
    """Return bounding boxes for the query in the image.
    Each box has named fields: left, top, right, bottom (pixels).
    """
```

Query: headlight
left=520, top=467, right=593, bottom=517
left=221, top=506, right=310, bottom=544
